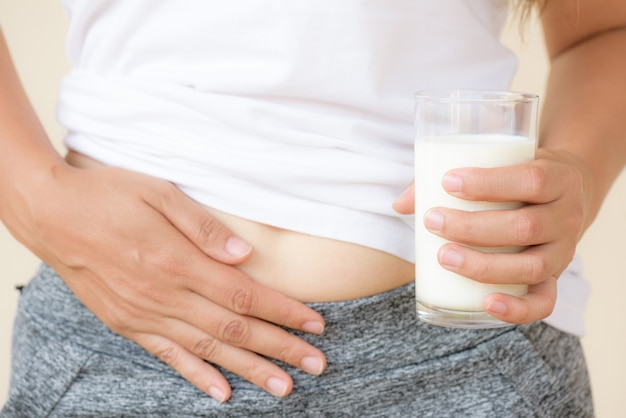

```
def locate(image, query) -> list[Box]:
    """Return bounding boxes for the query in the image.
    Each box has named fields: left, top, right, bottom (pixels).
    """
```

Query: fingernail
left=424, top=209, right=444, bottom=231
left=301, top=356, right=325, bottom=375
left=267, top=377, right=289, bottom=397
left=225, top=236, right=252, bottom=258
left=439, top=247, right=463, bottom=268
left=208, top=386, right=227, bottom=403
left=442, top=173, right=463, bottom=192
left=302, top=321, right=324, bottom=334
left=486, top=300, right=508, bottom=315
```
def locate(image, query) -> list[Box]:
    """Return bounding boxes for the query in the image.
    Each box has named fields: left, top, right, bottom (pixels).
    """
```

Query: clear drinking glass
left=414, top=89, right=539, bottom=328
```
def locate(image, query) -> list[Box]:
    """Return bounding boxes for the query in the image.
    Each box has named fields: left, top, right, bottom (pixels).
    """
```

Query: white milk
left=414, top=134, right=535, bottom=311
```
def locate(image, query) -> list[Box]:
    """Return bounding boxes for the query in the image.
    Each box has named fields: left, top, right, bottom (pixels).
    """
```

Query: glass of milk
left=414, top=89, right=539, bottom=328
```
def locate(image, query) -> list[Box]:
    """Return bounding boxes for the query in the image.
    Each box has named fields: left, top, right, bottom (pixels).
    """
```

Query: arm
left=539, top=0, right=626, bottom=229
left=394, top=0, right=626, bottom=323
left=0, top=29, right=325, bottom=401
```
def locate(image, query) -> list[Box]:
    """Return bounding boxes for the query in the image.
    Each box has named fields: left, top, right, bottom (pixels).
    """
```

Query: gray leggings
left=2, top=264, right=593, bottom=417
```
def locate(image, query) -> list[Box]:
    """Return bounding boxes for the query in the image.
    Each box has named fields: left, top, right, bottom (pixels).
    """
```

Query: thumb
left=392, top=181, right=415, bottom=214
left=147, top=183, right=252, bottom=264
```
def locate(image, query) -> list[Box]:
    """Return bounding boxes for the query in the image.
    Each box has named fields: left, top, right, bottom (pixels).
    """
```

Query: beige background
left=1, top=2, right=625, bottom=416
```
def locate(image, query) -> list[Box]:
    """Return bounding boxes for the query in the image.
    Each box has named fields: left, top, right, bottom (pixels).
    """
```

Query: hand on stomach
left=65, top=150, right=414, bottom=303
left=58, top=149, right=413, bottom=401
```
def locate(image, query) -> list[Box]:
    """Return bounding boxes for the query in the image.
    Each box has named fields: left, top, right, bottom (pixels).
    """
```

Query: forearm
left=0, top=29, right=66, bottom=221
left=539, top=27, right=626, bottom=230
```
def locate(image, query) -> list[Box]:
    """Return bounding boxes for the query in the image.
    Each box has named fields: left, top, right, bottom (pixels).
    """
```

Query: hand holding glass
left=414, top=90, right=539, bottom=328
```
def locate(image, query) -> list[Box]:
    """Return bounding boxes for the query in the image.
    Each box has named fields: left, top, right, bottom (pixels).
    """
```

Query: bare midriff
left=65, top=150, right=415, bottom=303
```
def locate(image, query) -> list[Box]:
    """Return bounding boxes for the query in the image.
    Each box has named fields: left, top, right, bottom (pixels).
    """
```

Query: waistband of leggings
left=19, top=263, right=550, bottom=384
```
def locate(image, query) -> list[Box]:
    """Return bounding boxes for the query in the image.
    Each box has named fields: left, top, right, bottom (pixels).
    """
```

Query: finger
left=442, top=159, right=566, bottom=204
left=144, top=181, right=252, bottom=264
left=172, top=292, right=326, bottom=375
left=155, top=320, right=310, bottom=398
left=189, top=259, right=326, bottom=334
left=483, top=275, right=558, bottom=323
left=392, top=181, right=414, bottom=214
left=423, top=203, right=561, bottom=247
left=134, top=333, right=233, bottom=402
left=115, top=274, right=327, bottom=377
left=437, top=243, right=568, bottom=286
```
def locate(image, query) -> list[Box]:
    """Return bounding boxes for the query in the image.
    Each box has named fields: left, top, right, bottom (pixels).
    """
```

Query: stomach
left=65, top=150, right=415, bottom=302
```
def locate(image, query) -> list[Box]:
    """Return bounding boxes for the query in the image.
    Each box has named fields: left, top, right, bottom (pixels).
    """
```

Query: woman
left=1, top=0, right=624, bottom=416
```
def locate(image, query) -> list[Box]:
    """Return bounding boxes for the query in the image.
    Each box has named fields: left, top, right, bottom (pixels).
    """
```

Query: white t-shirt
left=58, top=0, right=590, bottom=335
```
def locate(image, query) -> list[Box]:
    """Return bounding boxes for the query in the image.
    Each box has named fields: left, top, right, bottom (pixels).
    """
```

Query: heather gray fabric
left=2, top=264, right=593, bottom=417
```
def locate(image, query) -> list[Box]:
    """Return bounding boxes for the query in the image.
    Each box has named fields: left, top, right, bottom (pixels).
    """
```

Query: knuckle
left=565, top=164, right=585, bottom=191
left=564, top=247, right=576, bottom=267
left=153, top=343, right=180, bottom=367
left=233, top=361, right=264, bottom=383
left=470, top=255, right=492, bottom=282
left=103, top=311, right=127, bottom=334
left=525, top=255, right=548, bottom=285
left=101, top=300, right=136, bottom=334
left=193, top=336, right=221, bottom=360
left=513, top=212, right=538, bottom=245
left=568, top=205, right=585, bottom=234
left=131, top=283, right=173, bottom=309
left=196, top=217, right=225, bottom=249
left=218, top=318, right=250, bottom=346
left=527, top=164, right=550, bottom=192
left=155, top=180, right=181, bottom=204
left=273, top=343, right=297, bottom=364
left=227, top=286, right=257, bottom=315
left=137, top=246, right=184, bottom=277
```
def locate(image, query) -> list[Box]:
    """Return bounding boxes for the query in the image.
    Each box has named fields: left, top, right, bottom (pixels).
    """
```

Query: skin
left=394, top=0, right=626, bottom=325
left=1, top=0, right=626, bottom=405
